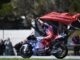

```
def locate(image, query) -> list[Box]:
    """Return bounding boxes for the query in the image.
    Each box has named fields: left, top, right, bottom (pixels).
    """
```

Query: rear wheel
left=54, top=44, right=68, bottom=59
left=50, top=40, right=68, bottom=59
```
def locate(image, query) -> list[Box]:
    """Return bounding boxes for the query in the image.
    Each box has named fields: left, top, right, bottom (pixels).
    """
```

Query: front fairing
left=27, top=37, right=44, bottom=50
left=27, top=40, right=37, bottom=48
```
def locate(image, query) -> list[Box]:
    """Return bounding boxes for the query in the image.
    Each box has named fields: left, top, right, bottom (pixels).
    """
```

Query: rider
left=34, top=19, right=55, bottom=48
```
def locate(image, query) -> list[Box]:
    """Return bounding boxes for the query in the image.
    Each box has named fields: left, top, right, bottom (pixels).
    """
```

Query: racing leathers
left=32, top=19, right=55, bottom=48
left=41, top=23, right=55, bottom=47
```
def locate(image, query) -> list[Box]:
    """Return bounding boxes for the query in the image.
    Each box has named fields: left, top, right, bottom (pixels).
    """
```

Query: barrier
left=0, top=29, right=34, bottom=46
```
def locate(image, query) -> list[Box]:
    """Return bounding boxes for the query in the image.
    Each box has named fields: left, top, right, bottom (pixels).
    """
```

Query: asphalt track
left=0, top=56, right=80, bottom=59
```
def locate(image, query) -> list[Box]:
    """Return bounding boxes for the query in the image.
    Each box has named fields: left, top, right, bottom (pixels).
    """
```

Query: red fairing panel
left=39, top=12, right=80, bottom=25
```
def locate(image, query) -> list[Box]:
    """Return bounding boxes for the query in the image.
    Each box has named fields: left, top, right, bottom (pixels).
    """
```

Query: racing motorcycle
left=20, top=33, right=68, bottom=59
left=20, top=12, right=80, bottom=59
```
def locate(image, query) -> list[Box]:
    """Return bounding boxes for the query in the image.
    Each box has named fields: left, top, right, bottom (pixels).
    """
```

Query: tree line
left=0, top=0, right=80, bottom=29
left=0, top=0, right=80, bottom=16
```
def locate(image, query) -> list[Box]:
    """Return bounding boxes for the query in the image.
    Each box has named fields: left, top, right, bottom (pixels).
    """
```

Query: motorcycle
left=20, top=12, right=80, bottom=59
left=20, top=33, right=68, bottom=59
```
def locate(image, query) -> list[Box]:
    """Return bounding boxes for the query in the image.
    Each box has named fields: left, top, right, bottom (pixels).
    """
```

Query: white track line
left=31, top=56, right=80, bottom=59
left=0, top=56, right=80, bottom=59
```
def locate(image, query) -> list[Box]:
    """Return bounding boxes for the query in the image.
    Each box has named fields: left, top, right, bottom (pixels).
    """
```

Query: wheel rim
left=20, top=45, right=32, bottom=57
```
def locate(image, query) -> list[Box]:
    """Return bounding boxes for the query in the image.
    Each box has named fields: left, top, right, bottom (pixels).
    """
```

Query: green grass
left=0, top=58, right=79, bottom=60
left=0, top=59, right=52, bottom=60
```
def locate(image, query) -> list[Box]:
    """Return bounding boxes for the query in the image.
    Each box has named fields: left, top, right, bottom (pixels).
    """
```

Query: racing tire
left=20, top=44, right=33, bottom=58
left=54, top=45, right=68, bottom=59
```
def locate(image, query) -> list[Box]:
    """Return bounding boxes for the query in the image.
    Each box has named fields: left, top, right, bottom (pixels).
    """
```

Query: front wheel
left=20, top=44, right=33, bottom=58
left=54, top=45, right=68, bottom=59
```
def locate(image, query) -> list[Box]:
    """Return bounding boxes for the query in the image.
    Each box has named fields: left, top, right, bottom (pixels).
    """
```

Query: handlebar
left=54, top=33, right=66, bottom=40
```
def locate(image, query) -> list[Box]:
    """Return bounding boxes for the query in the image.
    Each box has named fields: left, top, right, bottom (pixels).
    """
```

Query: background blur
left=0, top=0, right=80, bottom=29
left=0, top=0, right=80, bottom=56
